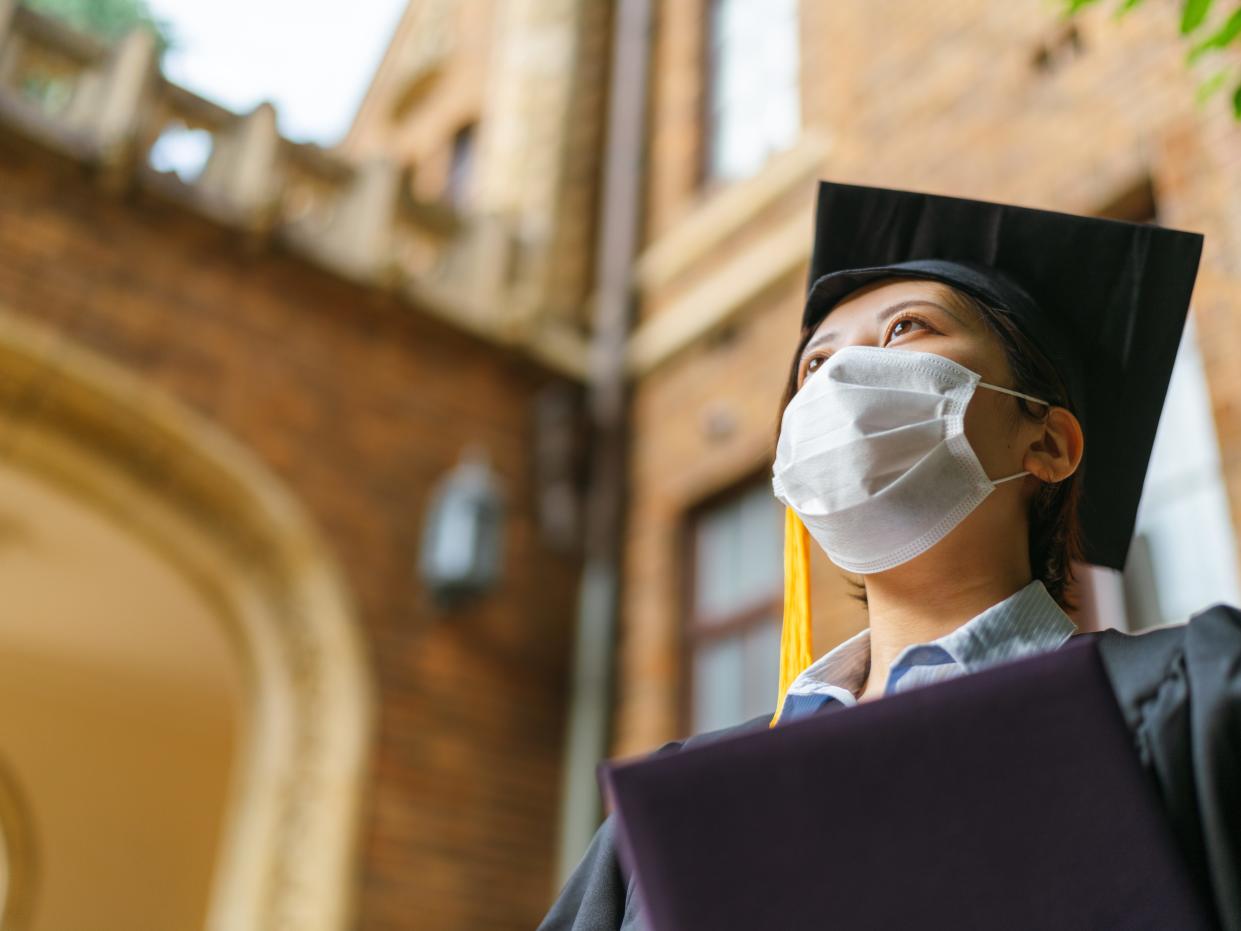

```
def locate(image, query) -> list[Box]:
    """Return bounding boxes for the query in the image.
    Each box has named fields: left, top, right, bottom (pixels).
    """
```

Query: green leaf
left=23, top=0, right=174, bottom=52
left=1233, top=81, right=1241, bottom=118
left=1188, top=7, right=1241, bottom=63
left=1181, top=0, right=1214, bottom=34
left=1065, top=0, right=1100, bottom=13
left=1196, top=69, right=1229, bottom=102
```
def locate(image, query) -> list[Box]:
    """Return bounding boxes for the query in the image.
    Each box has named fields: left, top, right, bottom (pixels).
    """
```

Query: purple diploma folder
left=597, top=637, right=1218, bottom=931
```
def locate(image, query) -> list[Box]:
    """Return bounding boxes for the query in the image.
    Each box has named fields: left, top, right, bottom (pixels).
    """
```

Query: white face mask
left=771, top=345, right=1049, bottom=574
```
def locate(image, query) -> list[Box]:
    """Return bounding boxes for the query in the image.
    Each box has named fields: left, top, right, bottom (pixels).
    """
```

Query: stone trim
left=632, top=131, right=830, bottom=294
left=0, top=309, right=375, bottom=931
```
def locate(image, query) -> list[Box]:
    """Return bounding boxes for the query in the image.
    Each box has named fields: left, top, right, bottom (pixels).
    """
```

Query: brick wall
left=0, top=128, right=581, bottom=930
left=619, top=0, right=1241, bottom=756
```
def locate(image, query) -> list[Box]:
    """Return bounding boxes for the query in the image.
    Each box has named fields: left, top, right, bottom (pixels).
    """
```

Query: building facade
left=3, top=0, right=1241, bottom=928
left=0, top=3, right=595, bottom=929
left=613, top=0, right=1241, bottom=764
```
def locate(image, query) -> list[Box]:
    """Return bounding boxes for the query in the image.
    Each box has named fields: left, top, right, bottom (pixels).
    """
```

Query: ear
left=1022, top=406, right=1084, bottom=484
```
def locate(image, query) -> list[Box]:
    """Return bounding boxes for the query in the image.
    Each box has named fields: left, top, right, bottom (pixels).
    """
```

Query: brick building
left=353, top=0, right=1241, bottom=915
left=612, top=0, right=1241, bottom=762
left=2, top=0, right=1241, bottom=929
left=0, top=2, right=595, bottom=929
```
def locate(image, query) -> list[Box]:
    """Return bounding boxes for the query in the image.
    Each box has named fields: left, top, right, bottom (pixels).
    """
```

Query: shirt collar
left=784, top=579, right=1077, bottom=701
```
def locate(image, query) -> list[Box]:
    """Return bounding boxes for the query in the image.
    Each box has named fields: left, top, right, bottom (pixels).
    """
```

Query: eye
left=800, top=353, right=828, bottom=386
left=883, top=313, right=934, bottom=345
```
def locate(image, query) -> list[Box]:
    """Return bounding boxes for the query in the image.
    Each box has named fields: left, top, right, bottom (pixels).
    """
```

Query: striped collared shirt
left=776, top=579, right=1077, bottom=725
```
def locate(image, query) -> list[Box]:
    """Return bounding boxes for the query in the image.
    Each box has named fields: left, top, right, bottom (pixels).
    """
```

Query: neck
left=857, top=509, right=1033, bottom=700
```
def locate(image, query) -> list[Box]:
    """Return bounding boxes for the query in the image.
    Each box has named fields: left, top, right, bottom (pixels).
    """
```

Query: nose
left=835, top=320, right=884, bottom=351
left=839, top=333, right=880, bottom=350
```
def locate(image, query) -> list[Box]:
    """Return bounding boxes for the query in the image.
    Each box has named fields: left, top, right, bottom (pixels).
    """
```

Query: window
left=1122, top=314, right=1241, bottom=630
left=685, top=479, right=784, bottom=733
left=703, top=0, right=801, bottom=184
left=445, top=122, right=476, bottom=209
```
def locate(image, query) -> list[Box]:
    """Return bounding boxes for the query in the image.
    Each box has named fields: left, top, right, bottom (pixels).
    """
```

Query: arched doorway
left=0, top=309, right=374, bottom=930
left=0, top=458, right=241, bottom=930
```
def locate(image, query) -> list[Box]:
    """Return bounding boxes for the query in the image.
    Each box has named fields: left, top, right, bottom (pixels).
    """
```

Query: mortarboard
left=771, top=180, right=1204, bottom=726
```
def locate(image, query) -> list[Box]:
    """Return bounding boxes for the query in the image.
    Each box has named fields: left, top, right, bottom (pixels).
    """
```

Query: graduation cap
left=771, top=180, right=1204, bottom=726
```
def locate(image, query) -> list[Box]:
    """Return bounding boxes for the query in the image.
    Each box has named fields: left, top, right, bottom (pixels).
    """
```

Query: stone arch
left=0, top=755, right=36, bottom=931
left=0, top=309, right=374, bottom=931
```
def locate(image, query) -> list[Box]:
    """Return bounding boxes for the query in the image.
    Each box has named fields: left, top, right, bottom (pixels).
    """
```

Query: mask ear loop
left=977, top=380, right=1051, bottom=409
left=992, top=470, right=1031, bottom=485
left=977, top=382, right=1052, bottom=486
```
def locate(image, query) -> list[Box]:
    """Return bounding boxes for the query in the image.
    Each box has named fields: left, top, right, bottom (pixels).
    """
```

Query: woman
left=539, top=181, right=1241, bottom=930
left=769, top=273, right=1082, bottom=722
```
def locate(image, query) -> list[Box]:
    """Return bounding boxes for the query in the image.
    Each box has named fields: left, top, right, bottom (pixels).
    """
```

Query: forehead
left=806, top=278, right=968, bottom=342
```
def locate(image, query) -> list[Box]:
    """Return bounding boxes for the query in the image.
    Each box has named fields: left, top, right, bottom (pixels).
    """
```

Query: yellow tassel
left=770, top=505, right=814, bottom=727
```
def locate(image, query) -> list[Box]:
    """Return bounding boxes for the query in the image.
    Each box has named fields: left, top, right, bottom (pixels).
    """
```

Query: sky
left=145, top=0, right=408, bottom=147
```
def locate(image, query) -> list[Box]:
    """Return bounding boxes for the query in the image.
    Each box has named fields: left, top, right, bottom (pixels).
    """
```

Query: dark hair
left=772, top=280, right=1086, bottom=611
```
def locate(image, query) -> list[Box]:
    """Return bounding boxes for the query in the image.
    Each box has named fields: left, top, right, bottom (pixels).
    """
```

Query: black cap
left=802, top=180, right=1204, bottom=571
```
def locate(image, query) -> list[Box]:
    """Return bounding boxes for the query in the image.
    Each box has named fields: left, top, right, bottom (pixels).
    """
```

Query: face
left=795, top=278, right=1041, bottom=484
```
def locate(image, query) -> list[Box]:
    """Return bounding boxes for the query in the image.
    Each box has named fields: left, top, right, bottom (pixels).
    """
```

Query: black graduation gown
left=537, top=604, right=1241, bottom=931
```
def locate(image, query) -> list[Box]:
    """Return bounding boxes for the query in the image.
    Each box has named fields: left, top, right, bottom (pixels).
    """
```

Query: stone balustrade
left=0, top=1, right=581, bottom=370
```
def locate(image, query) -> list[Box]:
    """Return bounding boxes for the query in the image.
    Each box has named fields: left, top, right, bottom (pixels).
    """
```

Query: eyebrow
left=800, top=299, right=967, bottom=362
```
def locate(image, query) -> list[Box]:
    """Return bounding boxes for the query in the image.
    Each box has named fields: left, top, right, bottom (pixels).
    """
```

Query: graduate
left=539, top=181, right=1241, bottom=931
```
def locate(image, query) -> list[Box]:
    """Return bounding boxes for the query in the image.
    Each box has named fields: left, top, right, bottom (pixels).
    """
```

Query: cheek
left=962, top=390, right=1021, bottom=472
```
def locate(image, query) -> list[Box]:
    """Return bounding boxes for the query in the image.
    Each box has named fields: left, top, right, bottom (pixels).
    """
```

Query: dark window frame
left=445, top=121, right=477, bottom=209
left=697, top=0, right=801, bottom=190
left=679, top=471, right=784, bottom=736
